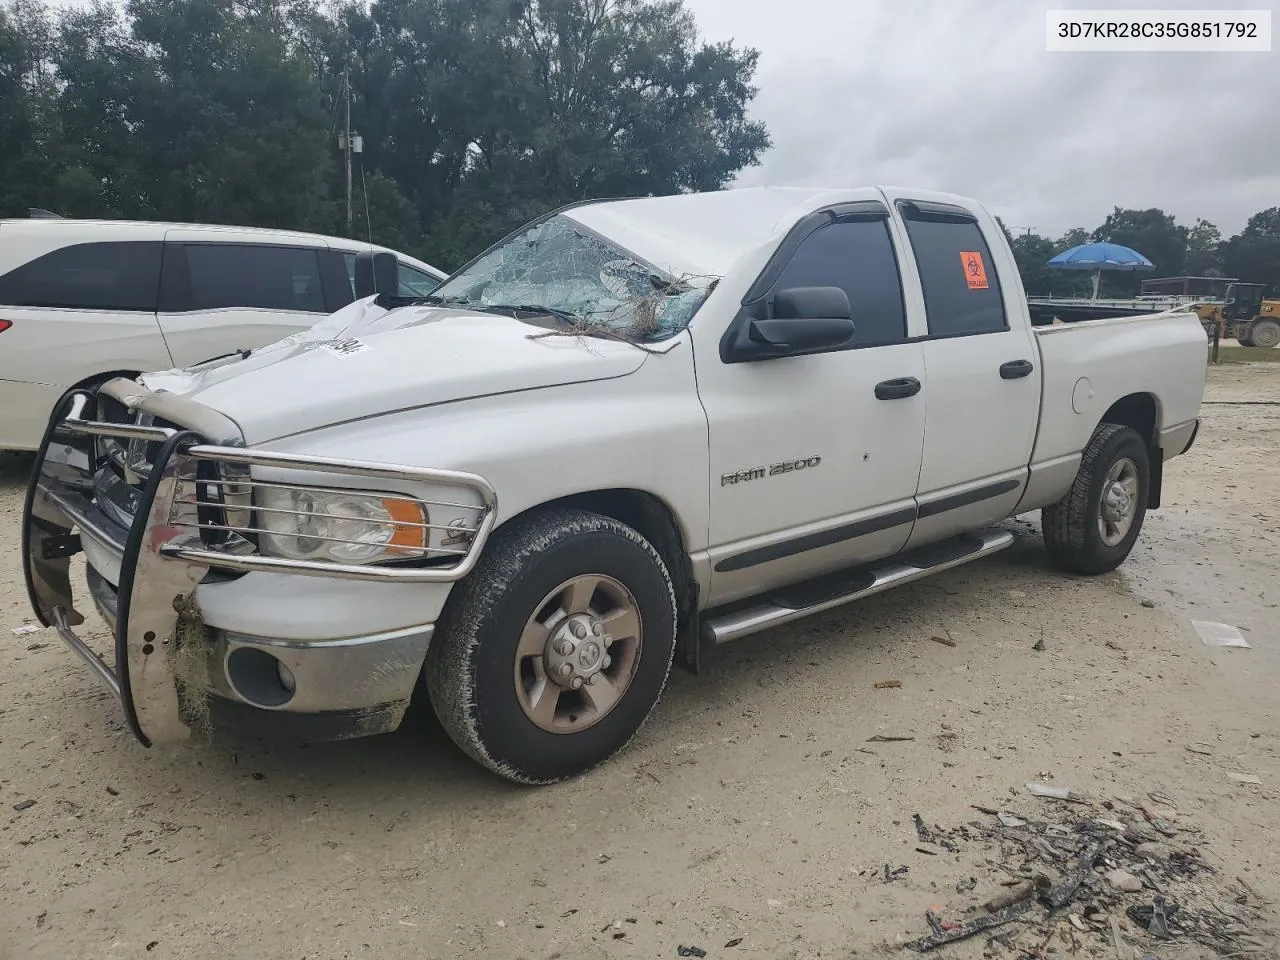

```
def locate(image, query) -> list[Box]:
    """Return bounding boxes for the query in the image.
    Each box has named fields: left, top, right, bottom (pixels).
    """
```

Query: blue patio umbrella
left=1048, top=242, right=1155, bottom=299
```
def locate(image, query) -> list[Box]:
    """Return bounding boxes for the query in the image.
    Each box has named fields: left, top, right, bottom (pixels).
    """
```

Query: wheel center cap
left=545, top=614, right=611, bottom=688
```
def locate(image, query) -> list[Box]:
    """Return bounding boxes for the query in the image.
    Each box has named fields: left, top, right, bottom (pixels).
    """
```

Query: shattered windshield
left=427, top=214, right=714, bottom=341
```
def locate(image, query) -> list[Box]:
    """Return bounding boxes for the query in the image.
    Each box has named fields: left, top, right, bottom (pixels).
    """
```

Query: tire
left=1042, top=423, right=1150, bottom=576
left=424, top=508, right=677, bottom=785
left=1249, top=319, right=1280, bottom=349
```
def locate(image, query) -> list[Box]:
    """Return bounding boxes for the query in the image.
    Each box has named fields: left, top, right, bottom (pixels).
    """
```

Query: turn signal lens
left=0, top=320, right=11, bottom=333
left=383, top=496, right=429, bottom=554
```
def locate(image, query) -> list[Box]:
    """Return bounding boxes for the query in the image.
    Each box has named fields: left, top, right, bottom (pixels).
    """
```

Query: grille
left=92, top=393, right=249, bottom=550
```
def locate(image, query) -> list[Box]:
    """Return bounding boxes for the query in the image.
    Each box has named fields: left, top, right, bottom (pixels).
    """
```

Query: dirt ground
left=1, top=361, right=1278, bottom=960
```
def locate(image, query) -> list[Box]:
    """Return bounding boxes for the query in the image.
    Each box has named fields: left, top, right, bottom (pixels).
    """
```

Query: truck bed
left=1029, top=308, right=1208, bottom=468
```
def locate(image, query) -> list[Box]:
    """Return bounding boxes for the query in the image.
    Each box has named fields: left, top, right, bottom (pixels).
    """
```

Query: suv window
left=0, top=241, right=162, bottom=311
left=771, top=218, right=907, bottom=346
left=342, top=253, right=441, bottom=298
left=181, top=243, right=325, bottom=312
left=398, top=263, right=441, bottom=296
left=902, top=216, right=1007, bottom=337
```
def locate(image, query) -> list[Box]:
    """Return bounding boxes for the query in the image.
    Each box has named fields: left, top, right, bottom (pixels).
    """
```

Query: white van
left=0, top=216, right=447, bottom=450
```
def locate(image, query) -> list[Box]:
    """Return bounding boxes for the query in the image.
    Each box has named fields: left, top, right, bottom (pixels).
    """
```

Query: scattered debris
left=677, top=946, right=707, bottom=958
left=907, top=900, right=1035, bottom=952
left=874, top=680, right=902, bottom=689
left=723, top=936, right=743, bottom=948
left=13, top=799, right=35, bottom=812
left=1135, top=842, right=1170, bottom=861
left=1045, top=840, right=1106, bottom=908
left=884, top=864, right=909, bottom=883
left=913, top=813, right=932, bottom=842
left=1192, top=620, right=1251, bottom=648
left=1127, top=900, right=1179, bottom=936
left=1024, top=781, right=1078, bottom=801
left=985, top=875, right=1049, bottom=912
left=1141, top=599, right=1155, bottom=608
left=901, top=787, right=1263, bottom=958
left=1033, top=626, right=1046, bottom=652
left=1228, top=772, right=1262, bottom=785
left=930, top=635, right=957, bottom=648
left=1107, top=869, right=1144, bottom=893
left=11, top=624, right=41, bottom=635
left=867, top=735, right=914, bottom=743
left=105, top=786, right=119, bottom=797
left=1186, top=743, right=1215, bottom=756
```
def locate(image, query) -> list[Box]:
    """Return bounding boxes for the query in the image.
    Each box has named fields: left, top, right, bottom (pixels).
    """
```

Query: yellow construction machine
left=1140, top=277, right=1280, bottom=348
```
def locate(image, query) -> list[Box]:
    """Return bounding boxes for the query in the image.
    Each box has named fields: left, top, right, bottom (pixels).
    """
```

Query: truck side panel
left=1023, top=312, right=1207, bottom=511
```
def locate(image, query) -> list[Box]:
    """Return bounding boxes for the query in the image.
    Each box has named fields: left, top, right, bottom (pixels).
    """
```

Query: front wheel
left=1042, top=423, right=1150, bottom=575
left=1249, top=319, right=1280, bottom=349
left=424, top=508, right=677, bottom=784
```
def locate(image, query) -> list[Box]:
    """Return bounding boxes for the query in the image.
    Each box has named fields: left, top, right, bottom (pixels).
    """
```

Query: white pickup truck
left=22, top=186, right=1207, bottom=785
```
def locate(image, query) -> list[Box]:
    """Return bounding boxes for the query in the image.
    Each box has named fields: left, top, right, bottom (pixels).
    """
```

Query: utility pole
left=344, top=63, right=352, bottom=233
left=337, top=62, right=364, bottom=234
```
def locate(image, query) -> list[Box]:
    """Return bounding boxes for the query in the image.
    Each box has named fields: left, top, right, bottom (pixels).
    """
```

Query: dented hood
left=140, top=304, right=647, bottom=444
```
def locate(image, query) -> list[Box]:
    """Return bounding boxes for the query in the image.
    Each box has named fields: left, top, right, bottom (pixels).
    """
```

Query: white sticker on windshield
left=322, top=337, right=371, bottom=358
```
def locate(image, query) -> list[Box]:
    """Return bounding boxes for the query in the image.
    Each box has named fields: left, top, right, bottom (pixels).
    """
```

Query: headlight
left=255, top=486, right=429, bottom=564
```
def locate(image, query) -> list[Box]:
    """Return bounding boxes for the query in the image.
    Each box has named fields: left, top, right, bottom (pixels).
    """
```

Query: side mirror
left=773, top=286, right=852, bottom=321
left=353, top=251, right=400, bottom=298
left=745, top=286, right=855, bottom=355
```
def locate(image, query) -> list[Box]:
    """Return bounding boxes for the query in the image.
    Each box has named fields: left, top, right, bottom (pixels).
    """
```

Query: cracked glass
left=427, top=214, right=713, bottom=340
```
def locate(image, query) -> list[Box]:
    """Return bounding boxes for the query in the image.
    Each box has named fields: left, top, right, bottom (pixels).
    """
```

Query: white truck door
left=884, top=193, right=1042, bottom=548
left=156, top=232, right=332, bottom=368
left=693, top=202, right=928, bottom=608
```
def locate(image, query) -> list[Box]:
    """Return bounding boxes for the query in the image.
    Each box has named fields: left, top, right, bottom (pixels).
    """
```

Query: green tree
left=0, top=0, right=69, bottom=217
left=1010, top=231, right=1091, bottom=297
left=1090, top=207, right=1187, bottom=296
left=1185, top=218, right=1222, bottom=276
left=346, top=0, right=770, bottom=265
left=1221, top=208, right=1280, bottom=295
left=52, top=0, right=335, bottom=227
left=1, top=0, right=770, bottom=267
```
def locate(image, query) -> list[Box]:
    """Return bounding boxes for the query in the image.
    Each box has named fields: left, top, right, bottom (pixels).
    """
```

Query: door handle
left=874, top=377, right=922, bottom=400
left=1000, top=359, right=1034, bottom=380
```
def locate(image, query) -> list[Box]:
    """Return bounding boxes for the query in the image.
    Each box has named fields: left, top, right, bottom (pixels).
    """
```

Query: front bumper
left=21, top=380, right=496, bottom=747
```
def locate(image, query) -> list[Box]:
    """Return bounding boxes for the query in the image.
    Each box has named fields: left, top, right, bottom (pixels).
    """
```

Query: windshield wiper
left=474, top=303, right=584, bottom=325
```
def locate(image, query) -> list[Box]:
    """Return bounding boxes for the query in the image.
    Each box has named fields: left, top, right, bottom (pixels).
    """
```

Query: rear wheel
left=1249, top=319, right=1280, bottom=349
left=1042, top=423, right=1150, bottom=575
left=424, top=508, right=677, bottom=784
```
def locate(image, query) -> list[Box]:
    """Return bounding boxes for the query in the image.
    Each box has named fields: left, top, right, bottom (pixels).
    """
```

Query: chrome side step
left=703, top=528, right=1015, bottom=645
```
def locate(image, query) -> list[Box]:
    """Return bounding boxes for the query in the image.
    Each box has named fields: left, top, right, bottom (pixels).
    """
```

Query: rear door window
left=178, top=243, right=326, bottom=312
left=901, top=209, right=1007, bottom=337
left=771, top=218, right=907, bottom=347
left=0, top=241, right=163, bottom=311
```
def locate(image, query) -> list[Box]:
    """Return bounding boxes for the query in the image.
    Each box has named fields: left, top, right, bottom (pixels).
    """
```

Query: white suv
left=0, top=217, right=447, bottom=450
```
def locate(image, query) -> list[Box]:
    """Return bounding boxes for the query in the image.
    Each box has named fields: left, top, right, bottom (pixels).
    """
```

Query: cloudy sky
left=684, top=0, right=1279, bottom=237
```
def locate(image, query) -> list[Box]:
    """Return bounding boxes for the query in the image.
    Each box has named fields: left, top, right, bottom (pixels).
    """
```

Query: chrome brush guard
left=21, top=379, right=497, bottom=747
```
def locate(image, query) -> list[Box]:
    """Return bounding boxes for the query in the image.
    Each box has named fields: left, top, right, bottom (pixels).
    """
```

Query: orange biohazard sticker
left=960, top=251, right=989, bottom=290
